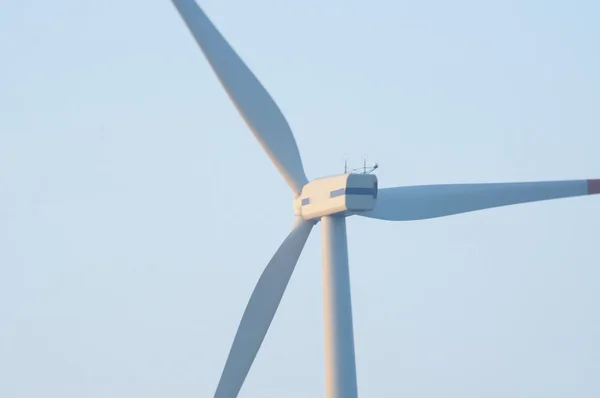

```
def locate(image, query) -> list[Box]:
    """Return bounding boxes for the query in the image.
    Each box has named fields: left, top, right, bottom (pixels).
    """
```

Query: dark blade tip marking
left=587, top=179, right=600, bottom=195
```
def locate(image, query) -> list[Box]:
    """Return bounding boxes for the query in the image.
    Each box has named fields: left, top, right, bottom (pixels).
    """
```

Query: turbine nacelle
left=294, top=173, right=378, bottom=220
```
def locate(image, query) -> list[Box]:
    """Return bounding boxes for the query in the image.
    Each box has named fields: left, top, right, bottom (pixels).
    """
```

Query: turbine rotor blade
left=359, top=179, right=600, bottom=221
left=171, top=0, right=308, bottom=194
left=214, top=218, right=314, bottom=398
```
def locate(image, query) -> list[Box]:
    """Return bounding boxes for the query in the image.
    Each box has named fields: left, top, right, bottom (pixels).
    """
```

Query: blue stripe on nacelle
left=347, top=187, right=376, bottom=195
left=329, top=187, right=377, bottom=198
left=330, top=188, right=346, bottom=198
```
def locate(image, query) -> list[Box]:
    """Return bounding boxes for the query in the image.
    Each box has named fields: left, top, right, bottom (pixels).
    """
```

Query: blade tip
left=587, top=179, right=600, bottom=195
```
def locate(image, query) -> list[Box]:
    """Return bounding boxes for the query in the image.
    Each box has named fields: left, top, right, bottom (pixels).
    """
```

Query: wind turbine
left=170, top=1, right=599, bottom=397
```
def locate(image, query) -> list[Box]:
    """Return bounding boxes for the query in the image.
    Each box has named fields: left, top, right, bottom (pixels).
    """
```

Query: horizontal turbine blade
left=359, top=179, right=600, bottom=221
left=214, top=218, right=314, bottom=398
left=171, top=0, right=308, bottom=194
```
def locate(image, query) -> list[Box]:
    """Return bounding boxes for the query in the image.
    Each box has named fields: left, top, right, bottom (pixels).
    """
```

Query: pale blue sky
left=1, top=0, right=600, bottom=397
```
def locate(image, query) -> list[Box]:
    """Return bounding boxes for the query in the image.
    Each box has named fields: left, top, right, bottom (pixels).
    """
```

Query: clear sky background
left=1, top=0, right=599, bottom=397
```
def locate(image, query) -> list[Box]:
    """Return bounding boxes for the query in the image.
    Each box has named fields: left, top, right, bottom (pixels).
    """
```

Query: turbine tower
left=170, top=1, right=599, bottom=397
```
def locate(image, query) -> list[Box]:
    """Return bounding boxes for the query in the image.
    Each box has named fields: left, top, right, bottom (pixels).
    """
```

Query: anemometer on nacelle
left=344, top=159, right=379, bottom=175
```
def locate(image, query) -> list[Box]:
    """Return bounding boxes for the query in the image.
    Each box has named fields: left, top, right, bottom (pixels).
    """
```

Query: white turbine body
left=294, top=173, right=378, bottom=220
left=169, top=1, right=599, bottom=397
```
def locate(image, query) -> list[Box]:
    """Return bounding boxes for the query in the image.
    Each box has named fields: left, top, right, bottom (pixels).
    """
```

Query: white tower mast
left=322, top=216, right=358, bottom=398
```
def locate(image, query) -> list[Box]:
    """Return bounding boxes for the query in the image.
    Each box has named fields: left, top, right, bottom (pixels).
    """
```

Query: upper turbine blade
left=214, top=218, right=314, bottom=398
left=171, top=0, right=308, bottom=194
left=359, top=179, right=600, bottom=221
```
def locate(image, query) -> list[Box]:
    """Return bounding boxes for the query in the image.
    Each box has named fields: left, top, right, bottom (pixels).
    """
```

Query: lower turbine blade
left=214, top=218, right=314, bottom=398
left=359, top=179, right=600, bottom=221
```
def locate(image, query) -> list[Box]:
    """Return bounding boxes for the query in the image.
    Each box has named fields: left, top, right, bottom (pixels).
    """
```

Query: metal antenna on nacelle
left=346, top=159, right=379, bottom=174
